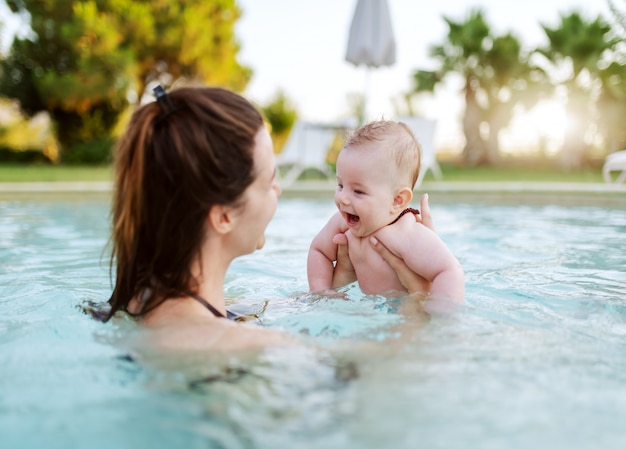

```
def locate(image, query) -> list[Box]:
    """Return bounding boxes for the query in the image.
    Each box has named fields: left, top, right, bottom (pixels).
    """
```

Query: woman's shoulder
left=137, top=317, right=297, bottom=353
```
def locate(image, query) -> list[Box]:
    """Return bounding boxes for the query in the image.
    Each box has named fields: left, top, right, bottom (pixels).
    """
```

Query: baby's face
left=334, top=144, right=402, bottom=238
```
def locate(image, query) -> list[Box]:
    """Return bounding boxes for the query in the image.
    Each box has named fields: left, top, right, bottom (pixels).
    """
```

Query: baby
left=307, top=120, right=464, bottom=300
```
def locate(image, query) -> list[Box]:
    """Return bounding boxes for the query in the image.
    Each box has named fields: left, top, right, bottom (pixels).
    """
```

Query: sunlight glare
left=500, top=99, right=567, bottom=155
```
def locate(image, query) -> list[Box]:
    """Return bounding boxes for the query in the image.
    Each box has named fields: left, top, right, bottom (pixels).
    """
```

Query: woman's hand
left=369, top=235, right=430, bottom=295
left=373, top=193, right=434, bottom=294
left=415, top=193, right=435, bottom=233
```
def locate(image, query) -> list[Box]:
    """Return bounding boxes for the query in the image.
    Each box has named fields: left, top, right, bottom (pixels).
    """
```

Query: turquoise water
left=1, top=195, right=626, bottom=449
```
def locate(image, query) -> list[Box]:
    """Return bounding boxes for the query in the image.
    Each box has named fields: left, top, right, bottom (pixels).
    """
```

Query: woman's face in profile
left=234, top=127, right=281, bottom=254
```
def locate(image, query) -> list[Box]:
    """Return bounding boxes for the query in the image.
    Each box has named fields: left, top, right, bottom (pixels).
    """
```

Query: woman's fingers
left=331, top=232, right=356, bottom=288
left=417, top=193, right=435, bottom=232
left=332, top=233, right=348, bottom=245
left=370, top=236, right=430, bottom=294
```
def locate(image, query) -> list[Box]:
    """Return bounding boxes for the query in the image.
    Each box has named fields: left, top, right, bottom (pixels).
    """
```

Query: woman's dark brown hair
left=106, top=86, right=264, bottom=321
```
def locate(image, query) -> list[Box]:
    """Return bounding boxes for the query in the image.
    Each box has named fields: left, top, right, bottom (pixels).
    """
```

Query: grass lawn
left=0, top=164, right=114, bottom=182
left=424, top=163, right=605, bottom=183
left=0, top=162, right=605, bottom=183
left=295, top=163, right=605, bottom=183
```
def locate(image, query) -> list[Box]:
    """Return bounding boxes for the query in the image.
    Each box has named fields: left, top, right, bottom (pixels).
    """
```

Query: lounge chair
left=397, top=116, right=442, bottom=187
left=603, top=150, right=626, bottom=184
left=276, top=120, right=351, bottom=186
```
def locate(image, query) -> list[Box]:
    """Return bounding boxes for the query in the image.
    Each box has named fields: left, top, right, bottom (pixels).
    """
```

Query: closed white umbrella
left=345, top=0, right=396, bottom=122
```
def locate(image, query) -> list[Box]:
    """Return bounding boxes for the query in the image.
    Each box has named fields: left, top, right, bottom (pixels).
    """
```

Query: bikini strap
left=226, top=309, right=246, bottom=321
left=390, top=207, right=420, bottom=225
left=188, top=292, right=227, bottom=319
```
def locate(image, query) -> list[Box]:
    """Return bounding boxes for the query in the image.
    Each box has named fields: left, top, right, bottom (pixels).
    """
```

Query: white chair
left=275, top=121, right=344, bottom=186
left=397, top=116, right=442, bottom=186
left=603, top=150, right=626, bottom=184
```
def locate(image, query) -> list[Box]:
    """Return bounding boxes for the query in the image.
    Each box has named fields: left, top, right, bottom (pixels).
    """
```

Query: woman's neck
left=190, top=238, right=232, bottom=318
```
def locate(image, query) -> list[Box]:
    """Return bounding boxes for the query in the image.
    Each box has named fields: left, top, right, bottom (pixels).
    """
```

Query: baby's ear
left=393, top=187, right=413, bottom=210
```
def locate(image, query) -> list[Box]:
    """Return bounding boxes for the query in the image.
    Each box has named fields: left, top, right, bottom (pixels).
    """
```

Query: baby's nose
left=336, top=190, right=350, bottom=205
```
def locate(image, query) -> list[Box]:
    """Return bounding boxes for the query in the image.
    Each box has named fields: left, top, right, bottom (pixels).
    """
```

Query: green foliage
left=105, top=0, right=252, bottom=97
left=415, top=9, right=495, bottom=165
left=480, top=33, right=549, bottom=164
left=411, top=70, right=440, bottom=93
left=538, top=12, right=617, bottom=78
left=0, top=146, right=53, bottom=164
left=608, top=0, right=626, bottom=36
left=62, top=138, right=115, bottom=165
left=597, top=61, right=626, bottom=152
left=261, top=91, right=297, bottom=135
left=260, top=90, right=298, bottom=153
left=410, top=7, right=625, bottom=168
left=0, top=0, right=251, bottom=163
left=1, top=0, right=133, bottom=161
left=537, top=12, right=621, bottom=168
left=435, top=9, right=490, bottom=74
left=432, top=11, right=547, bottom=166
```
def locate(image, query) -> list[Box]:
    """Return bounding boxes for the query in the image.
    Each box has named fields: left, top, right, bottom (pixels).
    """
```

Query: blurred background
left=0, top=0, right=624, bottom=176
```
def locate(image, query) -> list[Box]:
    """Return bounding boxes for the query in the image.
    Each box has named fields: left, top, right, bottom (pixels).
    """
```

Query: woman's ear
left=207, top=204, right=234, bottom=235
left=393, top=187, right=413, bottom=211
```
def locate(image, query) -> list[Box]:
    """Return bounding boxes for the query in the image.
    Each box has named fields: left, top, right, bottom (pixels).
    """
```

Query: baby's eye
left=354, top=189, right=364, bottom=195
left=337, top=183, right=343, bottom=190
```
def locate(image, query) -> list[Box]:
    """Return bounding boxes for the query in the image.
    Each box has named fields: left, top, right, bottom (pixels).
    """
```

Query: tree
left=597, top=61, right=626, bottom=152
left=608, top=0, right=626, bottom=38
left=1, top=0, right=134, bottom=160
left=260, top=90, right=298, bottom=154
left=598, top=1, right=626, bottom=153
left=481, top=33, right=546, bottom=164
left=536, top=12, right=619, bottom=168
left=105, top=0, right=251, bottom=100
left=0, top=0, right=251, bottom=162
left=409, top=10, right=542, bottom=165
left=429, top=9, right=490, bottom=165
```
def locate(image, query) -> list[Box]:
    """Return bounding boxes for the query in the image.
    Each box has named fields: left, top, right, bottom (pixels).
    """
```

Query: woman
left=105, top=85, right=435, bottom=351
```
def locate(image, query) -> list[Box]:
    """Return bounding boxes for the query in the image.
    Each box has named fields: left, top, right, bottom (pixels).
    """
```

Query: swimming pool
left=1, top=194, right=625, bottom=449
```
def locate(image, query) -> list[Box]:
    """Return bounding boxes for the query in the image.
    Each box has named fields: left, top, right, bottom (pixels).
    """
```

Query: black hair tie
left=153, top=85, right=179, bottom=123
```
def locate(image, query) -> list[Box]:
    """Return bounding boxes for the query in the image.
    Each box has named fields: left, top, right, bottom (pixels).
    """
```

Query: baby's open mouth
left=346, top=213, right=360, bottom=226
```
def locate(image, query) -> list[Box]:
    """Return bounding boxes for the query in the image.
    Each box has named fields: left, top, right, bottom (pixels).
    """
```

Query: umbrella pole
left=361, top=67, right=371, bottom=125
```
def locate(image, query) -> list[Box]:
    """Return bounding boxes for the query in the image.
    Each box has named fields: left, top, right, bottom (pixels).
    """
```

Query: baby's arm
left=307, top=212, right=346, bottom=292
left=378, top=221, right=465, bottom=301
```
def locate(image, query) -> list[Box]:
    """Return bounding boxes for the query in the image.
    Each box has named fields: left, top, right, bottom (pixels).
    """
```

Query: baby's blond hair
left=343, top=120, right=421, bottom=188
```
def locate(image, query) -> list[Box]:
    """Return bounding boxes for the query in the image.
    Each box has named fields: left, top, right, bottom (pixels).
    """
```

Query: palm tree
left=410, top=10, right=543, bottom=166
left=599, top=1, right=626, bottom=153
left=481, top=33, right=546, bottom=164
left=608, top=0, right=626, bottom=36
left=597, top=62, right=626, bottom=153
left=411, top=9, right=490, bottom=165
left=536, top=12, right=618, bottom=168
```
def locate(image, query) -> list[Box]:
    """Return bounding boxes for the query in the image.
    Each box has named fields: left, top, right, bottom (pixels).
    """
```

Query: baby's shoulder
left=387, top=209, right=423, bottom=230
left=378, top=212, right=431, bottom=245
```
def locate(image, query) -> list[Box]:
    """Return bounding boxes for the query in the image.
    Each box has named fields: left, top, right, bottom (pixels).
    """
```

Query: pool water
left=1, top=195, right=625, bottom=449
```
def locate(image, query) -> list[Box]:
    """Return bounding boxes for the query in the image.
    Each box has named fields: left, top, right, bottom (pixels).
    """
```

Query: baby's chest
left=347, top=238, right=403, bottom=293
left=347, top=237, right=394, bottom=273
